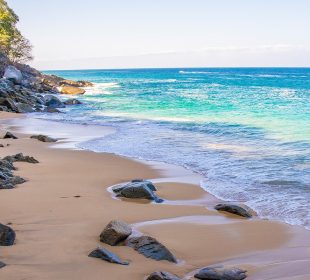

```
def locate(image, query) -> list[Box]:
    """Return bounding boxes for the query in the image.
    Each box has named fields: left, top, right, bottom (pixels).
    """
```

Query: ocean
left=41, top=68, right=310, bottom=229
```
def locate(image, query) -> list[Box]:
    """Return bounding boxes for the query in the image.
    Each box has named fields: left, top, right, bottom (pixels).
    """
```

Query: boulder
left=64, top=98, right=83, bottom=105
left=3, top=153, right=39, bottom=164
left=0, top=223, right=16, bottom=246
left=126, top=235, right=177, bottom=263
left=194, top=265, right=247, bottom=280
left=3, top=66, right=23, bottom=84
left=112, top=180, right=157, bottom=193
left=3, top=132, right=18, bottom=139
left=114, top=181, right=163, bottom=203
left=15, top=103, right=34, bottom=113
left=214, top=204, right=252, bottom=218
left=43, top=94, right=65, bottom=108
left=88, top=247, right=129, bottom=265
left=30, top=134, right=57, bottom=143
left=146, top=271, right=181, bottom=280
left=0, top=261, right=6, bottom=269
left=100, top=220, right=132, bottom=246
left=57, top=85, right=85, bottom=95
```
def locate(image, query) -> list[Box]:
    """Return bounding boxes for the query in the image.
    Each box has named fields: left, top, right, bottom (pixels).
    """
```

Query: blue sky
left=7, top=0, right=310, bottom=69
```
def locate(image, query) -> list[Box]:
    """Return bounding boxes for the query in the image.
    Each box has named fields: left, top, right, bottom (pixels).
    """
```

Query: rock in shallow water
left=100, top=220, right=132, bottom=246
left=0, top=223, right=16, bottom=246
left=57, top=85, right=85, bottom=95
left=64, top=98, right=83, bottom=105
left=126, top=235, right=177, bottom=263
left=214, top=203, right=252, bottom=218
left=146, top=271, right=181, bottom=280
left=194, top=265, right=247, bottom=280
left=88, top=247, right=129, bottom=265
left=30, top=134, right=57, bottom=143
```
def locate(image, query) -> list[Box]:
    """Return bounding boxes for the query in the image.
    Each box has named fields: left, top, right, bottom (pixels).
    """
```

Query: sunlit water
left=40, top=68, right=310, bottom=229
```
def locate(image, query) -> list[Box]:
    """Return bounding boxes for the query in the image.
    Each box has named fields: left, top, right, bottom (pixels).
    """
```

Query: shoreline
left=0, top=112, right=309, bottom=280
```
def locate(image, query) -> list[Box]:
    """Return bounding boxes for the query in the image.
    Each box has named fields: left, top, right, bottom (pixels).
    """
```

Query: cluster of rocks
left=0, top=152, right=39, bottom=189
left=0, top=53, right=91, bottom=113
left=112, top=179, right=164, bottom=203
left=89, top=219, right=177, bottom=265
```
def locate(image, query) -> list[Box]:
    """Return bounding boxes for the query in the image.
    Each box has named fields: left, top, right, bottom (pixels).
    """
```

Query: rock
left=3, top=153, right=39, bottom=164
left=126, top=235, right=177, bottom=263
left=112, top=180, right=157, bottom=193
left=3, top=132, right=18, bottom=139
left=88, top=247, right=129, bottom=265
left=15, top=103, right=34, bottom=113
left=30, top=134, right=57, bottom=143
left=60, top=80, right=93, bottom=87
left=44, top=107, right=61, bottom=113
left=43, top=94, right=65, bottom=108
left=214, top=204, right=252, bottom=218
left=194, top=265, right=247, bottom=280
left=100, top=220, right=132, bottom=246
left=3, top=66, right=23, bottom=84
left=0, top=144, right=4, bottom=147
left=57, top=85, right=85, bottom=95
left=64, top=98, right=82, bottom=105
left=146, top=271, right=181, bottom=280
left=0, top=261, right=6, bottom=269
left=0, top=223, right=16, bottom=246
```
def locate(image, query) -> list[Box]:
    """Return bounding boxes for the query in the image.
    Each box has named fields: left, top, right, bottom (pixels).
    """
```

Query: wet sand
left=0, top=112, right=309, bottom=280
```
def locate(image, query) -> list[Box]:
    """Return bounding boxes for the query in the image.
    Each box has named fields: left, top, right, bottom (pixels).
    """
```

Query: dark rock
left=64, top=98, right=82, bottom=105
left=146, top=271, right=181, bottom=280
left=3, top=132, right=18, bottom=139
left=112, top=180, right=157, bottom=193
left=88, top=247, right=129, bottom=265
left=43, top=94, right=65, bottom=108
left=194, top=265, right=247, bottom=280
left=214, top=204, right=253, bottom=218
left=126, top=235, right=177, bottom=263
left=15, top=103, right=34, bottom=113
left=44, top=107, right=61, bottom=113
left=0, top=223, right=16, bottom=246
left=0, top=261, right=6, bottom=269
left=114, top=181, right=162, bottom=203
left=30, top=134, right=57, bottom=143
left=60, top=79, right=93, bottom=87
left=100, top=220, right=132, bottom=246
left=0, top=144, right=4, bottom=147
left=3, top=153, right=39, bottom=164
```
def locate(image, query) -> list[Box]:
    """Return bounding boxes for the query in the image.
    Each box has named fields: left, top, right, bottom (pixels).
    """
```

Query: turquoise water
left=42, top=68, right=310, bottom=228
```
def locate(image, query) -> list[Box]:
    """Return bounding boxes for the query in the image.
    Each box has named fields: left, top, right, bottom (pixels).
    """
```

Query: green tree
left=0, top=0, right=32, bottom=62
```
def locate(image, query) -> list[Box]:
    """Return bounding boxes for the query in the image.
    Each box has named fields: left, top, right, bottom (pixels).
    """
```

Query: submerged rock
left=57, top=85, right=85, bottom=95
left=3, top=132, right=18, bottom=139
left=30, top=134, right=57, bottom=143
left=0, top=223, right=16, bottom=246
left=88, top=247, right=129, bottom=265
left=126, top=235, right=177, bottom=263
left=64, top=98, right=82, bottom=105
left=146, top=271, right=181, bottom=280
left=194, top=265, right=247, bottom=280
left=3, top=153, right=39, bottom=164
left=214, top=203, right=252, bottom=218
left=100, top=220, right=132, bottom=246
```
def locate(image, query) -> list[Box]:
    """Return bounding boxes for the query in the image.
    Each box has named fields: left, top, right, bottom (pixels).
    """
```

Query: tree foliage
left=0, top=0, right=32, bottom=62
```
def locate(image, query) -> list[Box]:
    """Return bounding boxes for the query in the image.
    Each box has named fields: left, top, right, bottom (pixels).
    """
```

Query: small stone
left=88, top=247, right=129, bottom=265
left=146, top=271, right=181, bottom=280
left=194, top=265, right=247, bottom=280
left=3, top=132, right=18, bottom=139
left=0, top=223, right=16, bottom=246
left=214, top=204, right=253, bottom=218
left=30, top=134, right=57, bottom=143
left=100, top=220, right=132, bottom=246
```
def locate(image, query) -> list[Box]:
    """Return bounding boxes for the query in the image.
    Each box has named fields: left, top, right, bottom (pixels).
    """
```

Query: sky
left=7, top=0, right=310, bottom=70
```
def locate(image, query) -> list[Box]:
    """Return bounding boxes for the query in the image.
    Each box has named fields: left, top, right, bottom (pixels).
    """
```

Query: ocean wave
left=84, top=82, right=120, bottom=95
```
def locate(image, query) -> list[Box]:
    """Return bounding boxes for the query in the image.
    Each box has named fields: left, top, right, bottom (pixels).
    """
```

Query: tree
left=0, top=0, right=32, bottom=62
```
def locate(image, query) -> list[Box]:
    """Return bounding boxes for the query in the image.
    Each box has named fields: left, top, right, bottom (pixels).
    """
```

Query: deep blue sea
left=42, top=68, right=310, bottom=229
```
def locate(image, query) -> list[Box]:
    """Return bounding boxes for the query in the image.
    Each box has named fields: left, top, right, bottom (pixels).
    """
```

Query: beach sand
left=0, top=112, right=309, bottom=280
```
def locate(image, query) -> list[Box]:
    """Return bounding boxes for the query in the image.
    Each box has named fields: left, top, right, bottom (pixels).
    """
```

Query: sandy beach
left=0, top=112, right=309, bottom=280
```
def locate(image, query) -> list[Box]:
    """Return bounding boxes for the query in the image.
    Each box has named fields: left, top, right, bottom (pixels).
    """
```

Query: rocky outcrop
left=57, top=85, right=85, bottom=95
left=126, top=235, right=177, bottom=263
left=146, top=271, right=181, bottom=280
left=100, top=220, right=132, bottom=246
left=194, top=265, right=247, bottom=280
left=30, top=134, right=57, bottom=143
left=88, top=247, right=129, bottom=265
left=64, top=98, right=82, bottom=105
left=3, top=153, right=39, bottom=164
left=3, top=66, right=23, bottom=84
left=113, top=180, right=163, bottom=203
left=214, top=204, right=253, bottom=218
left=3, top=131, right=18, bottom=139
left=43, top=94, right=65, bottom=108
left=59, top=79, right=93, bottom=87
left=0, top=223, right=16, bottom=246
